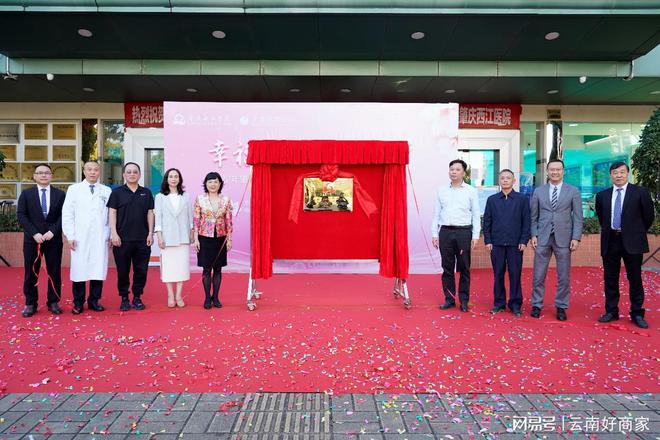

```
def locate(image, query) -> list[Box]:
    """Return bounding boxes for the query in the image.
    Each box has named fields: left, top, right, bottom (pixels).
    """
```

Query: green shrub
left=582, top=217, right=601, bottom=234
left=0, top=212, right=22, bottom=232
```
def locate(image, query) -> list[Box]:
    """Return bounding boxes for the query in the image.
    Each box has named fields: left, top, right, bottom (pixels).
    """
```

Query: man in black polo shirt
left=107, top=162, right=154, bottom=311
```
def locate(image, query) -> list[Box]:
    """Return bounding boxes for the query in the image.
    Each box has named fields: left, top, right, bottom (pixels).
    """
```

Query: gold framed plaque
left=0, top=145, right=17, bottom=161
left=53, top=145, right=76, bottom=161
left=21, top=183, right=34, bottom=193
left=303, top=177, right=354, bottom=212
left=21, top=163, right=37, bottom=181
left=24, top=124, right=48, bottom=140
left=53, top=124, right=76, bottom=140
left=51, top=163, right=75, bottom=182
left=24, top=145, right=48, bottom=161
left=52, top=183, right=69, bottom=193
left=0, top=183, right=17, bottom=199
left=0, top=163, right=19, bottom=181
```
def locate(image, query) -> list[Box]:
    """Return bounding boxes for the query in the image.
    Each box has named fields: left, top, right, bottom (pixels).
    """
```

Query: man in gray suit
left=530, top=159, right=583, bottom=321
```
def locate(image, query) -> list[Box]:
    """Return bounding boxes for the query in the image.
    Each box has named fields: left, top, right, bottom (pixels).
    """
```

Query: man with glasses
left=107, top=162, right=155, bottom=312
left=16, top=163, right=66, bottom=317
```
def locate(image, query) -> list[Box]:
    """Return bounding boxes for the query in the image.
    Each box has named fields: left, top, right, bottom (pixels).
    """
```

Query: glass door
left=144, top=148, right=164, bottom=195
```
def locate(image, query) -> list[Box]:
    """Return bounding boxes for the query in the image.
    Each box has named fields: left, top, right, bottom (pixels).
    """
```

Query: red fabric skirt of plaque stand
left=247, top=140, right=409, bottom=280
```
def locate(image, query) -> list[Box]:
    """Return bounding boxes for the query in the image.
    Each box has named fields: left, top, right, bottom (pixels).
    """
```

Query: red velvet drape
left=250, top=164, right=273, bottom=279
left=379, top=165, right=409, bottom=279
left=248, top=140, right=409, bottom=280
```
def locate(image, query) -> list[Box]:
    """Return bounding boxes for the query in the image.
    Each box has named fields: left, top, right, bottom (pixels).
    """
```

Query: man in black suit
left=16, top=163, right=66, bottom=317
left=595, top=161, right=655, bottom=329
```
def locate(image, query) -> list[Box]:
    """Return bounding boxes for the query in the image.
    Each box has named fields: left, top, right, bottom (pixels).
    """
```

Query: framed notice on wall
left=24, top=124, right=48, bottom=140
left=0, top=124, right=19, bottom=143
left=53, top=124, right=76, bottom=140
left=53, top=145, right=76, bottom=161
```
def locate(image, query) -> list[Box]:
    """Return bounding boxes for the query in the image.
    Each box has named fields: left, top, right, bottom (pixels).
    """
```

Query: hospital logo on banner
left=458, top=104, right=521, bottom=130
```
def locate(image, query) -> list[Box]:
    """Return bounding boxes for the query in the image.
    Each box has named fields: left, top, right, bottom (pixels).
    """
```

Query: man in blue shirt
left=483, top=169, right=531, bottom=317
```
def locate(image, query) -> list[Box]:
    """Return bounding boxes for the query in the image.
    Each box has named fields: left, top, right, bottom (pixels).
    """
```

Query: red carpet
left=0, top=267, right=657, bottom=395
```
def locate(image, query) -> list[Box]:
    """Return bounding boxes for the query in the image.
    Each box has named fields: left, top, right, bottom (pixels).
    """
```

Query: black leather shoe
left=88, top=302, right=105, bottom=312
left=556, top=308, right=567, bottom=321
left=439, top=301, right=456, bottom=310
left=490, top=306, right=505, bottom=314
left=511, top=309, right=522, bottom=317
left=212, top=297, right=222, bottom=308
left=72, top=304, right=83, bottom=315
left=598, top=312, right=619, bottom=323
left=21, top=305, right=36, bottom=318
left=631, top=315, right=649, bottom=329
left=47, top=302, right=63, bottom=315
left=204, top=297, right=212, bottom=309
left=132, top=297, right=145, bottom=311
left=460, top=304, right=469, bottom=312
left=119, top=297, right=131, bottom=312
left=530, top=306, right=541, bottom=318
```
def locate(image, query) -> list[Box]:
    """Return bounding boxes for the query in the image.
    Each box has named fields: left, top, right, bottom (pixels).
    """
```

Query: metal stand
left=393, top=278, right=412, bottom=309
left=246, top=269, right=262, bottom=311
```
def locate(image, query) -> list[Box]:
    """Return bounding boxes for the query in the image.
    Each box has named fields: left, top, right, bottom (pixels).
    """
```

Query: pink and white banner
left=163, top=102, right=458, bottom=274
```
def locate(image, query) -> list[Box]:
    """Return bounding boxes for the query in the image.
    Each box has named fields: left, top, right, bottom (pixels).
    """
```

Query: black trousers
left=439, top=227, right=472, bottom=305
left=23, top=239, right=62, bottom=306
left=490, top=245, right=523, bottom=310
left=72, top=280, right=103, bottom=307
left=112, top=240, right=151, bottom=298
left=602, top=231, right=645, bottom=318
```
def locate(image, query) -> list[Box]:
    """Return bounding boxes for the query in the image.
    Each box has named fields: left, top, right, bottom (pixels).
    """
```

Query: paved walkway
left=0, top=392, right=657, bottom=439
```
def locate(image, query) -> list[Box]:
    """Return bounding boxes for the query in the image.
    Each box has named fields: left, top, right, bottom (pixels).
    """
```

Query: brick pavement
left=0, top=392, right=657, bottom=439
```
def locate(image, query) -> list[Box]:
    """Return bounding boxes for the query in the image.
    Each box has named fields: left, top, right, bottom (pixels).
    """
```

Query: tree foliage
left=632, top=107, right=660, bottom=211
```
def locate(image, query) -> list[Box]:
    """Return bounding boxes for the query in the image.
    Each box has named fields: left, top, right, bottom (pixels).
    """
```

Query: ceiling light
left=579, top=76, right=587, bottom=84
left=186, top=88, right=198, bottom=93
left=77, top=28, right=93, bottom=38
left=410, top=31, right=425, bottom=40
left=340, top=88, right=352, bottom=93
left=82, top=87, right=94, bottom=92
left=444, top=89, right=456, bottom=94
left=569, top=123, right=579, bottom=127
left=211, top=30, right=226, bottom=39
left=544, top=31, right=559, bottom=41
left=289, top=88, right=301, bottom=93
left=46, top=73, right=54, bottom=81
left=650, top=90, right=660, bottom=95
left=546, top=89, right=559, bottom=95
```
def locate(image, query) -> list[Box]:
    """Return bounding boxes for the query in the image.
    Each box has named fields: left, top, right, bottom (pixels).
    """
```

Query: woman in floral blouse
left=193, top=172, right=232, bottom=309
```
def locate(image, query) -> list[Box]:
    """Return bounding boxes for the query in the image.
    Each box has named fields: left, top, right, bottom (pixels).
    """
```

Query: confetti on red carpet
left=0, top=267, right=657, bottom=394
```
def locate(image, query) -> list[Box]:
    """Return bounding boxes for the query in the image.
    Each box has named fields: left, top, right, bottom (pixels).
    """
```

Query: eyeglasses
left=34, top=171, right=52, bottom=176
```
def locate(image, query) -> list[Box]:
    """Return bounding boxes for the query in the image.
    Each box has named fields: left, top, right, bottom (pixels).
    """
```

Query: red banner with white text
left=458, top=104, right=521, bottom=129
left=124, top=102, right=164, bottom=128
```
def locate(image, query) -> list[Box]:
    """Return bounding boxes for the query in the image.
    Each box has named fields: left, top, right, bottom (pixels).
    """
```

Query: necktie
left=90, top=184, right=95, bottom=194
left=551, top=185, right=558, bottom=210
left=612, top=188, right=622, bottom=230
left=40, top=188, right=48, bottom=218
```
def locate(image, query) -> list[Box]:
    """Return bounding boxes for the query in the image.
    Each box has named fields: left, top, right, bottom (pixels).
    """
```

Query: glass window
left=102, top=121, right=125, bottom=188
left=144, top=148, right=164, bottom=195
left=563, top=122, right=643, bottom=218
left=458, top=149, right=500, bottom=187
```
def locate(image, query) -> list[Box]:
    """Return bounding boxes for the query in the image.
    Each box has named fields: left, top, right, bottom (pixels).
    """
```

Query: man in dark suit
left=595, top=161, right=655, bottom=329
left=16, top=163, right=66, bottom=317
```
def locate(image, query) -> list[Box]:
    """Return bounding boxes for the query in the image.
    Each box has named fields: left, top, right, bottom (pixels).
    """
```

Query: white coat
left=62, top=180, right=112, bottom=282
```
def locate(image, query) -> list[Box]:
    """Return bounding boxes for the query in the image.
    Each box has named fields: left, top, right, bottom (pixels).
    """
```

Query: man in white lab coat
left=62, top=161, right=112, bottom=314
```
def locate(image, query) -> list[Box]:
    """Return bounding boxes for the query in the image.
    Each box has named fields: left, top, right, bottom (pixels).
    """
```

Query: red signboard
left=124, top=102, right=164, bottom=128
left=458, top=104, right=521, bottom=129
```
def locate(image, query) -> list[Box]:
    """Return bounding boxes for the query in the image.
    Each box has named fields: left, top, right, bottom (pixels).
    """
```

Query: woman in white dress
left=154, top=168, right=193, bottom=307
